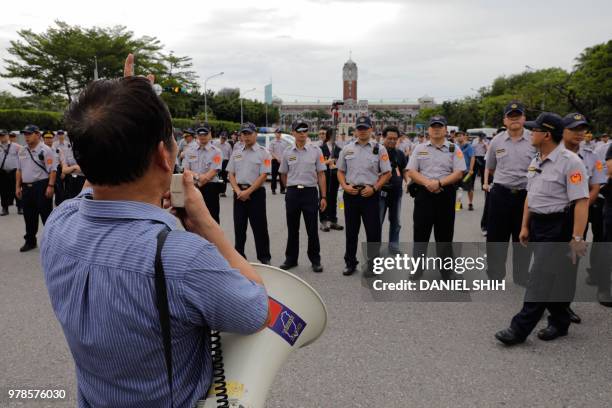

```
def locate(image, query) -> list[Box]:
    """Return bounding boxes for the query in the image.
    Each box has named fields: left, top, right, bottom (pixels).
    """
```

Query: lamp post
left=204, top=72, right=224, bottom=122
left=240, top=87, right=256, bottom=125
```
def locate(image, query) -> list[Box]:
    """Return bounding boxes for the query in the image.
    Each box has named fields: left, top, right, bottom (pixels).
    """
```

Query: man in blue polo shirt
left=41, top=55, right=269, bottom=408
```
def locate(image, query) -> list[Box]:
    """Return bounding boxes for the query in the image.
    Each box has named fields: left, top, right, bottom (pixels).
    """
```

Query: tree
left=2, top=21, right=196, bottom=103
left=568, top=40, right=612, bottom=132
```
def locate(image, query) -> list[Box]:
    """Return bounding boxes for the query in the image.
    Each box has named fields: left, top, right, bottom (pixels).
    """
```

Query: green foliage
left=1, top=21, right=196, bottom=104
left=0, top=109, right=63, bottom=130
left=568, top=40, right=612, bottom=132
left=0, top=91, right=67, bottom=111
left=171, top=118, right=241, bottom=135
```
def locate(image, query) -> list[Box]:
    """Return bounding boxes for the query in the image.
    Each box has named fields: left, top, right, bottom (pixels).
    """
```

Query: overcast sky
left=1, top=0, right=611, bottom=103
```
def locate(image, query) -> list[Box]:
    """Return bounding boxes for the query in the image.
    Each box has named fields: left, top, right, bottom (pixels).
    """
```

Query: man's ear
left=156, top=141, right=173, bottom=172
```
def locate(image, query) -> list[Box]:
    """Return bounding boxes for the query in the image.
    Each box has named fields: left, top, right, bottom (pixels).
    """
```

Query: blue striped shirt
left=41, top=189, right=268, bottom=408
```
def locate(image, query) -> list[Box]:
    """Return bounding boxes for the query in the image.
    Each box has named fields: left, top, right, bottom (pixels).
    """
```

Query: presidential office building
left=278, top=57, right=437, bottom=135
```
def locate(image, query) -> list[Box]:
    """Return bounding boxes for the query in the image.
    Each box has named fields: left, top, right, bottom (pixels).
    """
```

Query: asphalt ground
left=1, top=186, right=611, bottom=408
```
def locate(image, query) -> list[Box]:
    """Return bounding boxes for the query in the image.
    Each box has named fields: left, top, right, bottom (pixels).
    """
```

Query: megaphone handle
left=210, top=330, right=229, bottom=407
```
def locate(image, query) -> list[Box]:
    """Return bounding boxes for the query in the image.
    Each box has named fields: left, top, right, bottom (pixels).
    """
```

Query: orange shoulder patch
left=319, top=154, right=325, bottom=164
left=46, top=158, right=53, bottom=165
left=595, top=160, right=603, bottom=172
left=264, top=158, right=271, bottom=167
left=569, top=171, right=583, bottom=184
left=213, top=154, right=221, bottom=164
left=381, top=153, right=389, bottom=161
left=456, top=149, right=463, bottom=159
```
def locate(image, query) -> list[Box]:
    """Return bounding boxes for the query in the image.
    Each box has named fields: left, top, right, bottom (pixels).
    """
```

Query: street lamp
left=204, top=72, right=224, bottom=122
left=240, top=87, right=256, bottom=125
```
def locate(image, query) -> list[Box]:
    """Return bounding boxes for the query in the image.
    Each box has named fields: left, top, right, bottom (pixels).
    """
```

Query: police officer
left=15, top=125, right=57, bottom=252
left=484, top=102, right=536, bottom=286
left=227, top=122, right=272, bottom=264
left=60, top=133, right=86, bottom=200
left=337, top=116, right=391, bottom=275
left=184, top=124, right=223, bottom=223
left=278, top=121, right=327, bottom=272
left=42, top=131, right=62, bottom=206
left=214, top=131, right=233, bottom=197
left=178, top=128, right=197, bottom=170
left=406, top=116, right=465, bottom=279
left=495, top=112, right=589, bottom=345
left=602, top=143, right=612, bottom=306
left=561, top=114, right=606, bottom=290
left=269, top=128, right=290, bottom=194
left=471, top=132, right=488, bottom=190
left=380, top=126, right=408, bottom=252
left=52, top=130, right=71, bottom=204
left=319, top=126, right=344, bottom=232
left=0, top=129, right=21, bottom=215
left=6, top=132, right=23, bottom=214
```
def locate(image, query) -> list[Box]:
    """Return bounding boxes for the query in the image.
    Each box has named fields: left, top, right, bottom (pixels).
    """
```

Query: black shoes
left=567, top=307, right=581, bottom=324
left=537, top=325, right=568, bottom=341
left=320, top=221, right=330, bottom=232
left=259, top=260, right=271, bottom=265
left=329, top=222, right=344, bottom=231
left=0, top=208, right=8, bottom=216
left=597, top=291, right=612, bottom=307
left=279, top=261, right=297, bottom=270
left=272, top=191, right=276, bottom=195
left=342, top=265, right=356, bottom=276
left=495, top=328, right=526, bottom=346
left=20, top=242, right=37, bottom=252
left=17, top=208, right=23, bottom=215
left=468, top=204, right=474, bottom=211
left=312, top=264, right=323, bottom=273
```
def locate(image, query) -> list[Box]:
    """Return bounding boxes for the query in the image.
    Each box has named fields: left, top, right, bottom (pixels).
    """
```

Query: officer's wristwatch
left=572, top=236, right=583, bottom=242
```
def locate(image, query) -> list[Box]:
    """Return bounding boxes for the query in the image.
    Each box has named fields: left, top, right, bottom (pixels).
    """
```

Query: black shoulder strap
left=155, top=227, right=174, bottom=408
left=0, top=143, right=9, bottom=170
left=26, top=148, right=50, bottom=175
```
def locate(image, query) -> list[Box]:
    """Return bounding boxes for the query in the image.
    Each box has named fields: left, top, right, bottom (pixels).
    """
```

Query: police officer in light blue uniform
left=184, top=124, right=223, bottom=224
left=406, top=116, right=465, bottom=279
left=496, top=112, right=589, bottom=345
left=60, top=137, right=86, bottom=200
left=15, top=125, right=57, bottom=252
left=0, top=129, right=21, bottom=215
left=337, top=116, right=392, bottom=275
left=278, top=121, right=327, bottom=273
left=485, top=102, right=536, bottom=286
left=562, top=113, right=610, bottom=307
left=227, top=122, right=272, bottom=264
left=213, top=132, right=233, bottom=197
left=269, top=128, right=290, bottom=195
left=178, top=128, right=197, bottom=170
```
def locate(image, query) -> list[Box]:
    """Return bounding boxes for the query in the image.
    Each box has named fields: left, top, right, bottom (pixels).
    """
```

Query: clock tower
left=343, top=56, right=357, bottom=101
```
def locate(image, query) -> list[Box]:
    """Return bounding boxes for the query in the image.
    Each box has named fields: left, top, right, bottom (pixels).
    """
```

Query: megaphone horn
left=198, top=263, right=328, bottom=408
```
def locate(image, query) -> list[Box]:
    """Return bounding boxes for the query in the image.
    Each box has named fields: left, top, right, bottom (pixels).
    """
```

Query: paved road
left=1, top=187, right=611, bottom=407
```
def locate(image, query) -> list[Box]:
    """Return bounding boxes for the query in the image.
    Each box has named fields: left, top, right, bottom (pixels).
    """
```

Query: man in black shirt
left=379, top=126, right=408, bottom=252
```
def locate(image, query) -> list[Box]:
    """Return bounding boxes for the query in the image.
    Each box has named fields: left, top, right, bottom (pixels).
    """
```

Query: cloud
left=1, top=0, right=611, bottom=101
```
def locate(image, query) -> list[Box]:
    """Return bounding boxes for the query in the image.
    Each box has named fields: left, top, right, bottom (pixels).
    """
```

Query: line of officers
left=0, top=125, right=86, bottom=252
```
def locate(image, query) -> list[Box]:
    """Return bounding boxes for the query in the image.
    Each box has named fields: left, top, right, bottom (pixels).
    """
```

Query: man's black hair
left=383, top=125, right=400, bottom=137
left=64, top=77, right=173, bottom=186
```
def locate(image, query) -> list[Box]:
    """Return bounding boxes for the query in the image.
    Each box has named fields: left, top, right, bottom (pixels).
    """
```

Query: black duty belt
left=22, top=179, right=49, bottom=188
left=531, top=209, right=570, bottom=221
left=288, top=185, right=316, bottom=190
left=494, top=184, right=526, bottom=194
left=238, top=184, right=251, bottom=190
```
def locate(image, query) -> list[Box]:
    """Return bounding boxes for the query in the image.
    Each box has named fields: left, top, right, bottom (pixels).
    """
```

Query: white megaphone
left=197, top=263, right=328, bottom=408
